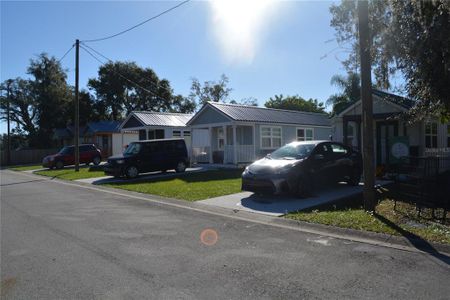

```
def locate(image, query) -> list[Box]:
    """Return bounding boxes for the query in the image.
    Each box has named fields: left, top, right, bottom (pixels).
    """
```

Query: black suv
left=104, top=138, right=190, bottom=179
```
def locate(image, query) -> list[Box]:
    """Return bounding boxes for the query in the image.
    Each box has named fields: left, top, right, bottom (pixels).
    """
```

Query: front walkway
left=198, top=181, right=391, bottom=217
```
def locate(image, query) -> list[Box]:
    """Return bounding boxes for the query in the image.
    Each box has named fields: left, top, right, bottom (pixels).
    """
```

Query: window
left=297, top=128, right=313, bottom=141
left=173, top=130, right=181, bottom=137
left=147, top=129, right=165, bottom=140
left=425, top=122, right=438, bottom=148
left=217, top=128, right=225, bottom=150
left=330, top=143, right=348, bottom=157
left=139, top=129, right=146, bottom=140
left=183, top=131, right=191, bottom=137
left=261, top=126, right=282, bottom=149
left=447, top=125, right=450, bottom=147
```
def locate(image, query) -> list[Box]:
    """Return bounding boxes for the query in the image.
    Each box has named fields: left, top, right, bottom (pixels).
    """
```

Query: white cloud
left=209, top=0, right=278, bottom=64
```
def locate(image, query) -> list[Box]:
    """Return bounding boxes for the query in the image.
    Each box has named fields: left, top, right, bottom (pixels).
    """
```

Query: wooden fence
left=0, top=148, right=59, bottom=166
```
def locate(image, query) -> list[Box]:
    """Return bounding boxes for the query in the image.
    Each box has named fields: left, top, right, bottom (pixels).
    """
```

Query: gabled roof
left=86, top=121, right=121, bottom=133
left=121, top=111, right=194, bottom=129
left=189, top=102, right=331, bottom=127
left=372, top=89, right=415, bottom=109
left=336, top=89, right=416, bottom=116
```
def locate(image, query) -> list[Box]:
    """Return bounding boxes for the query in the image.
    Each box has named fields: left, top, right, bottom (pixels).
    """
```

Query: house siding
left=190, top=106, right=230, bottom=125
left=254, top=123, right=332, bottom=159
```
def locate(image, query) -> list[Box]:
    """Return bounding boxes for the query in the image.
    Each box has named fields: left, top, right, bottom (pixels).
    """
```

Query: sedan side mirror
left=314, top=154, right=324, bottom=160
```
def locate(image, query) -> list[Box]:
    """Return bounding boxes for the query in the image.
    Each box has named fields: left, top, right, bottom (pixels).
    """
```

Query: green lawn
left=287, top=198, right=450, bottom=245
left=34, top=166, right=106, bottom=180
left=9, top=164, right=43, bottom=171
left=105, top=169, right=243, bottom=201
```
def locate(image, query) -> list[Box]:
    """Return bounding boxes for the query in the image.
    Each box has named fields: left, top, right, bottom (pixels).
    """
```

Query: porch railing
left=224, top=145, right=255, bottom=163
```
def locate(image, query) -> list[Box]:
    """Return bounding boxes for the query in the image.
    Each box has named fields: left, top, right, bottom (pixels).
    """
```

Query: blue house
left=187, top=102, right=332, bottom=164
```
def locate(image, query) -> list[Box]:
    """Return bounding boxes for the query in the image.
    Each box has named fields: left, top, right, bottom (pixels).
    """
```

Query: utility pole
left=358, top=0, right=375, bottom=211
left=74, top=39, right=80, bottom=172
left=6, top=79, right=12, bottom=166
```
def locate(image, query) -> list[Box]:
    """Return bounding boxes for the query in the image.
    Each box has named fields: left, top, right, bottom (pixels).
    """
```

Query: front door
left=376, top=122, right=398, bottom=165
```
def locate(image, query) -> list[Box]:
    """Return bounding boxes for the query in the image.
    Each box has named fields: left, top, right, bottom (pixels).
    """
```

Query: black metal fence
left=393, top=155, right=450, bottom=220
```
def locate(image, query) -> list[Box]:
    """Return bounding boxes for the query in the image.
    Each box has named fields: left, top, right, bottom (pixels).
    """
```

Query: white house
left=332, top=89, right=449, bottom=166
left=118, top=111, right=194, bottom=154
left=187, top=102, right=332, bottom=164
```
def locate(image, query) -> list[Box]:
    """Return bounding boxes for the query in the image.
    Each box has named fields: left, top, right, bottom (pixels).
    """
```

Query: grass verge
left=287, top=197, right=450, bottom=245
left=34, top=166, right=105, bottom=180
left=105, top=169, right=243, bottom=201
left=9, top=164, right=43, bottom=171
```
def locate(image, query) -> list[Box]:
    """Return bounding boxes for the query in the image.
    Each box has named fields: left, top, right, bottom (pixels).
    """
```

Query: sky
left=0, top=0, right=348, bottom=134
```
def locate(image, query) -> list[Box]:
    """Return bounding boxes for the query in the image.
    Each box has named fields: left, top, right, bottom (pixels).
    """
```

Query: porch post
left=121, top=130, right=124, bottom=153
left=343, top=118, right=348, bottom=146
left=252, top=125, right=256, bottom=161
left=233, top=125, right=237, bottom=165
left=208, top=126, right=213, bottom=164
left=223, top=125, right=227, bottom=163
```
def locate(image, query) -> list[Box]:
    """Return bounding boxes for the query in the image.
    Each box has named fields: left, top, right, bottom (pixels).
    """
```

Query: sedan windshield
left=270, top=143, right=315, bottom=160
left=123, top=143, right=141, bottom=155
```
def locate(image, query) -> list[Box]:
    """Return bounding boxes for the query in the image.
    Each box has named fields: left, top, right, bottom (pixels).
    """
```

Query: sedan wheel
left=296, top=176, right=311, bottom=197
left=347, top=168, right=361, bottom=186
left=175, top=161, right=186, bottom=173
left=125, top=166, right=139, bottom=179
left=55, top=161, right=64, bottom=169
left=92, top=156, right=101, bottom=166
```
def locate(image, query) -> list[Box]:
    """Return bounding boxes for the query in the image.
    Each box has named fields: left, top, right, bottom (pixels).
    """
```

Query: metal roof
left=208, top=102, right=331, bottom=127
left=86, top=121, right=121, bottom=133
left=132, top=111, right=193, bottom=127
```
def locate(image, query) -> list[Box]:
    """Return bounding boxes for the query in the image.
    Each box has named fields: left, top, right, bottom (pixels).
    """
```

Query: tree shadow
left=373, top=213, right=450, bottom=265
left=106, top=169, right=243, bottom=186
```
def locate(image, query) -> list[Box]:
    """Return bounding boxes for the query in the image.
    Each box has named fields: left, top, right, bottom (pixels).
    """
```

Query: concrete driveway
left=198, top=181, right=391, bottom=216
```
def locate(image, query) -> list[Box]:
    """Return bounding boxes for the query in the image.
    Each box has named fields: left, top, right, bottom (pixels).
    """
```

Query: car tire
left=347, top=168, right=361, bottom=186
left=296, top=175, right=311, bottom=197
left=92, top=156, right=101, bottom=166
left=55, top=161, right=64, bottom=169
left=175, top=161, right=186, bottom=173
left=125, top=166, right=139, bottom=179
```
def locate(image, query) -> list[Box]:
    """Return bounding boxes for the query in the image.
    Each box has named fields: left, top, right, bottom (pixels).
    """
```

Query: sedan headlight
left=116, top=159, right=125, bottom=164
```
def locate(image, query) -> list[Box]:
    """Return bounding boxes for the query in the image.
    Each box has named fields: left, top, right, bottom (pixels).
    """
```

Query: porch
left=191, top=124, right=256, bottom=165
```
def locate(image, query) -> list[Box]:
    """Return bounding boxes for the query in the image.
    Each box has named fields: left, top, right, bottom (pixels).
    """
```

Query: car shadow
left=373, top=213, right=450, bottom=265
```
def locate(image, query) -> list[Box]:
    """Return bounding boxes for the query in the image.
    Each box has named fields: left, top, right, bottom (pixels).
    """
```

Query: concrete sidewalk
left=198, top=181, right=391, bottom=216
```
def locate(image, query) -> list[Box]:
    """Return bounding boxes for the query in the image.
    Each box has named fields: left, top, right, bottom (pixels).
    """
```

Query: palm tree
left=327, top=72, right=361, bottom=115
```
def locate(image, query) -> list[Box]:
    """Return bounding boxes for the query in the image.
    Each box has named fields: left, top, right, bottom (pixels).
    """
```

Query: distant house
left=187, top=102, right=332, bottom=164
left=332, top=89, right=450, bottom=166
left=53, top=121, right=138, bottom=157
left=119, top=111, right=194, bottom=152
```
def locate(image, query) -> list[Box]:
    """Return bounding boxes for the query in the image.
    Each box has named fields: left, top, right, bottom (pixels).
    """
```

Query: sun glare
left=210, top=0, right=277, bottom=64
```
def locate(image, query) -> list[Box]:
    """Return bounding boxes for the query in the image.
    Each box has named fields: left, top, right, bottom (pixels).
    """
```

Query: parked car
left=104, top=138, right=190, bottom=179
left=242, top=141, right=362, bottom=196
left=42, top=144, right=102, bottom=169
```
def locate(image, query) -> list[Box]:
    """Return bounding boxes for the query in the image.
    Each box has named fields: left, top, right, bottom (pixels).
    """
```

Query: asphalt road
left=1, top=170, right=449, bottom=299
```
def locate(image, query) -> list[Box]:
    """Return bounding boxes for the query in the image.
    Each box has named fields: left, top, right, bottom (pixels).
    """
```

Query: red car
left=42, top=144, right=102, bottom=169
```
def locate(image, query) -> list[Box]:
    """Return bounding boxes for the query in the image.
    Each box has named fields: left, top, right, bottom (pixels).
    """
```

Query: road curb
left=9, top=169, right=450, bottom=258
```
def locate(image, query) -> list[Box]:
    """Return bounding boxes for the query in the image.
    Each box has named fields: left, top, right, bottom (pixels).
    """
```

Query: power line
left=58, top=44, right=75, bottom=63
left=81, top=42, right=177, bottom=96
left=79, top=44, right=171, bottom=101
left=81, top=0, right=191, bottom=43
